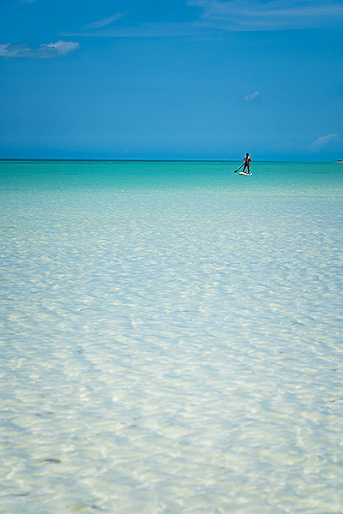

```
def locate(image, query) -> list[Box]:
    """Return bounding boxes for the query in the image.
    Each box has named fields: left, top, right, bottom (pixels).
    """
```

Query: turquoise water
left=1, top=160, right=343, bottom=513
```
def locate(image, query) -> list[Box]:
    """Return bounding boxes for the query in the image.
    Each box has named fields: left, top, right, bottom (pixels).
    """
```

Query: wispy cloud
left=61, top=0, right=343, bottom=41
left=188, top=0, right=343, bottom=31
left=62, top=21, right=209, bottom=39
left=244, top=91, right=260, bottom=101
left=312, top=133, right=339, bottom=148
left=83, top=13, right=126, bottom=31
left=0, top=41, right=80, bottom=58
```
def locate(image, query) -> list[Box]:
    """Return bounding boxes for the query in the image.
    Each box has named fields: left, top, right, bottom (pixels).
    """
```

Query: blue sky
left=0, top=0, right=342, bottom=160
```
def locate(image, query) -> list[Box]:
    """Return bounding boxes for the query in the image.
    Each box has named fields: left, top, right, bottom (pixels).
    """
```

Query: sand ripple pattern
left=1, top=162, right=343, bottom=513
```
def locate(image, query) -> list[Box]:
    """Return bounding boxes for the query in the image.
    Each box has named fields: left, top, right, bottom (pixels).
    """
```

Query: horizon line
left=1, top=158, right=339, bottom=163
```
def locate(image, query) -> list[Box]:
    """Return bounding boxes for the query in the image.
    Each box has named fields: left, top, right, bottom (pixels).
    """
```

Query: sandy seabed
left=1, top=161, right=343, bottom=513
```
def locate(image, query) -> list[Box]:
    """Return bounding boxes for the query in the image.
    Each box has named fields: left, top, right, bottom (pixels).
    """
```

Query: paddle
left=233, top=164, right=244, bottom=173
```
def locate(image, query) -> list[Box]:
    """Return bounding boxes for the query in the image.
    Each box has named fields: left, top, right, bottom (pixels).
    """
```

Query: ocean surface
left=1, top=160, right=342, bottom=513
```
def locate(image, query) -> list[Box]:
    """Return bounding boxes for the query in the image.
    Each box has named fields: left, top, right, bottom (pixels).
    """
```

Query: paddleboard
left=239, top=171, right=252, bottom=175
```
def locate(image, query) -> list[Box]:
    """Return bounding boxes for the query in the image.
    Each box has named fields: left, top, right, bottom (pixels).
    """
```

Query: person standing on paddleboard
left=243, top=153, right=251, bottom=173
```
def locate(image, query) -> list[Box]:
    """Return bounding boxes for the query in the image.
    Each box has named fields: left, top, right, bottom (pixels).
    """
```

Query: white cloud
left=0, top=41, right=80, bottom=58
left=244, top=91, right=260, bottom=101
left=83, top=13, right=126, bottom=31
left=187, top=0, right=343, bottom=31
left=312, top=133, right=339, bottom=148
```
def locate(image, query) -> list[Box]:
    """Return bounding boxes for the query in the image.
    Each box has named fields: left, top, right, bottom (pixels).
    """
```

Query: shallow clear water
left=1, top=160, right=343, bottom=513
